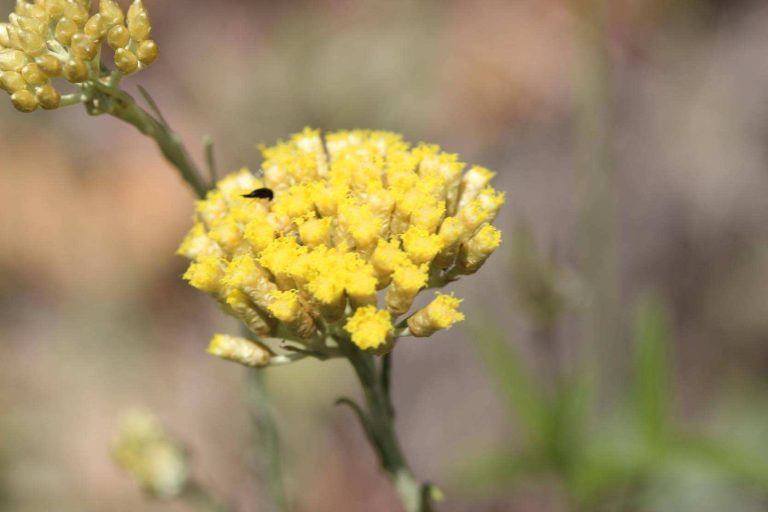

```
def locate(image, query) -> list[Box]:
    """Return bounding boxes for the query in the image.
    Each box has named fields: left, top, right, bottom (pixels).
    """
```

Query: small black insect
left=242, top=187, right=274, bottom=201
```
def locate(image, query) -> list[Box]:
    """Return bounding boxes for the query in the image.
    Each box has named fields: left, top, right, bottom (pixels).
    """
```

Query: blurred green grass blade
left=509, top=222, right=566, bottom=331
left=671, top=435, right=768, bottom=488
left=631, top=294, right=672, bottom=445
left=467, top=314, right=548, bottom=445
left=543, top=378, right=591, bottom=471
left=453, top=448, right=544, bottom=492
left=568, top=445, right=647, bottom=508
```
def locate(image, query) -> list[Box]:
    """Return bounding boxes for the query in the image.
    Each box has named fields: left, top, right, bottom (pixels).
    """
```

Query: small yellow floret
left=182, top=255, right=223, bottom=294
left=344, top=263, right=378, bottom=306
left=458, top=224, right=502, bottom=274
left=223, top=253, right=259, bottom=288
left=208, top=216, right=243, bottom=255
left=407, top=293, right=465, bottom=337
left=386, top=262, right=429, bottom=315
left=267, top=290, right=301, bottom=323
left=207, top=334, right=273, bottom=367
left=345, top=306, right=393, bottom=350
left=402, top=226, right=444, bottom=265
left=457, top=166, right=496, bottom=210
left=244, top=220, right=276, bottom=252
left=298, top=217, right=332, bottom=248
left=307, top=274, right=345, bottom=304
left=391, top=262, right=429, bottom=294
left=271, top=184, right=315, bottom=218
left=372, top=239, right=409, bottom=275
left=176, top=222, right=222, bottom=259
left=258, top=237, right=306, bottom=278
left=410, top=201, right=446, bottom=233
left=476, top=187, right=506, bottom=218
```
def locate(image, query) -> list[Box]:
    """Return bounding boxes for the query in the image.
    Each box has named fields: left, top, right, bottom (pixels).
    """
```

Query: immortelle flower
left=178, top=128, right=504, bottom=364
left=0, top=0, right=157, bottom=112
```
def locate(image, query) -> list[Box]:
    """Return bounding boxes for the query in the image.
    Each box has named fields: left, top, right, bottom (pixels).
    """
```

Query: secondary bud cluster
left=112, top=410, right=190, bottom=499
left=0, top=0, right=158, bottom=112
left=178, top=129, right=504, bottom=360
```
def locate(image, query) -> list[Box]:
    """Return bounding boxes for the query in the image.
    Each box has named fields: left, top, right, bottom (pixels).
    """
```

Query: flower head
left=1, top=0, right=158, bottom=112
left=179, top=129, right=504, bottom=356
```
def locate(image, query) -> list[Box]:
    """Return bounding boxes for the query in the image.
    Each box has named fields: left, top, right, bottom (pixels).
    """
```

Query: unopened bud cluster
left=0, top=0, right=158, bottom=112
left=179, top=129, right=504, bottom=362
left=112, top=410, right=190, bottom=499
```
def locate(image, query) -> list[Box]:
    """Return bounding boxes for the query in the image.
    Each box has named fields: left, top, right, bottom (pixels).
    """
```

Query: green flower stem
left=79, top=81, right=290, bottom=510
left=246, top=368, right=289, bottom=511
left=85, top=81, right=210, bottom=198
left=338, top=337, right=433, bottom=512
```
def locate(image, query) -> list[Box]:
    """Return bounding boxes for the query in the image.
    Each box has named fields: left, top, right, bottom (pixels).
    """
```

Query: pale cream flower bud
left=0, top=23, right=11, bottom=47
left=457, top=165, right=495, bottom=210
left=62, top=57, right=88, bottom=82
left=0, top=70, right=26, bottom=92
left=20, top=62, right=45, bottom=84
left=407, top=293, right=465, bottom=337
left=84, top=13, right=108, bottom=40
left=70, top=33, right=98, bottom=60
left=136, top=39, right=158, bottom=65
left=54, top=17, right=78, bottom=46
left=63, top=1, right=89, bottom=26
left=457, top=225, right=502, bottom=274
left=106, top=24, right=129, bottom=48
left=385, top=262, right=429, bottom=315
left=35, top=54, right=62, bottom=76
left=114, top=47, right=138, bottom=74
left=223, top=254, right=279, bottom=311
left=207, top=334, right=273, bottom=367
left=45, top=0, right=67, bottom=18
left=36, top=83, right=61, bottom=109
left=0, top=48, right=28, bottom=72
left=99, top=0, right=125, bottom=27
left=9, top=14, right=46, bottom=35
left=267, top=290, right=316, bottom=338
left=10, top=89, right=38, bottom=112
left=127, top=0, right=151, bottom=41
left=434, top=216, right=463, bottom=268
left=224, top=288, right=275, bottom=336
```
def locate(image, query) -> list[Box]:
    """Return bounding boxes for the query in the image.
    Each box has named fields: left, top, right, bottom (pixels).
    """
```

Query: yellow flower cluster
left=0, top=0, right=157, bottom=112
left=179, top=129, right=504, bottom=358
left=112, top=410, right=189, bottom=498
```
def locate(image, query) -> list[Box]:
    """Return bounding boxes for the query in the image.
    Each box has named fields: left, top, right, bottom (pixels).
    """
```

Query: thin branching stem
left=246, top=369, right=289, bottom=512
left=337, top=335, right=434, bottom=512
left=79, top=79, right=289, bottom=510
left=85, top=82, right=210, bottom=198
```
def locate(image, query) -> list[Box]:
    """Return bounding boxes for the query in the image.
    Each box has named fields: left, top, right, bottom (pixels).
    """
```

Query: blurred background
left=3, top=0, right=768, bottom=511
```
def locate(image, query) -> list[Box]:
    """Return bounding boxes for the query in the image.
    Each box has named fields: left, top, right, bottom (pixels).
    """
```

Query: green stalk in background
left=572, top=0, right=620, bottom=397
